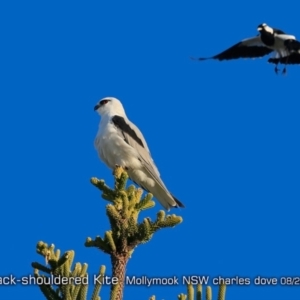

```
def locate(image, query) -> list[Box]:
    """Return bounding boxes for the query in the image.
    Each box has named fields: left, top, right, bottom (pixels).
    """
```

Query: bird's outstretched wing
left=191, top=36, right=273, bottom=61
left=268, top=52, right=300, bottom=65
left=268, top=38, right=300, bottom=65
left=111, top=115, right=184, bottom=208
left=284, top=39, right=300, bottom=52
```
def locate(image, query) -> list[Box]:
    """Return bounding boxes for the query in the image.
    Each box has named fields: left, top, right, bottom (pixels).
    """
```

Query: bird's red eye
left=100, top=100, right=109, bottom=105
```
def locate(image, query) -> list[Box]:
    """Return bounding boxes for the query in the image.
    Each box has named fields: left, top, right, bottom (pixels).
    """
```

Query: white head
left=94, top=97, right=126, bottom=117
left=257, top=23, right=273, bottom=34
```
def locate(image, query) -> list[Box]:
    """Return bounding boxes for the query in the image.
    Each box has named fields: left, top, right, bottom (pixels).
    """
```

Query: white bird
left=94, top=97, right=185, bottom=211
left=191, top=23, right=299, bottom=74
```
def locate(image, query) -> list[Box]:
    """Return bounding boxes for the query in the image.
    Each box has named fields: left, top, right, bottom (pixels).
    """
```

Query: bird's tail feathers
left=144, top=179, right=185, bottom=210
left=171, top=194, right=185, bottom=208
left=138, top=164, right=185, bottom=210
left=150, top=180, right=185, bottom=210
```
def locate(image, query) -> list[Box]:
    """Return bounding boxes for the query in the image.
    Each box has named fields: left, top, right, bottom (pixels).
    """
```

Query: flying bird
left=191, top=23, right=300, bottom=74
left=94, top=97, right=185, bottom=211
left=268, top=39, right=300, bottom=66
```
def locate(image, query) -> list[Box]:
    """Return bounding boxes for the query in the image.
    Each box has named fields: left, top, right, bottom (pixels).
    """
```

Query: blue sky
left=1, top=1, right=300, bottom=300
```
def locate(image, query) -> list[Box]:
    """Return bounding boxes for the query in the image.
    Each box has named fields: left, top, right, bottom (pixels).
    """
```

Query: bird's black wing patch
left=111, top=115, right=144, bottom=148
left=171, top=194, right=185, bottom=208
left=268, top=53, right=300, bottom=65
left=273, top=28, right=286, bottom=35
left=211, top=42, right=273, bottom=60
left=284, top=39, right=300, bottom=52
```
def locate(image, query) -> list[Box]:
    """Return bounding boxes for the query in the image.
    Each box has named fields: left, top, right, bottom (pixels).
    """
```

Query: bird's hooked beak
left=94, top=104, right=100, bottom=111
left=257, top=26, right=263, bottom=32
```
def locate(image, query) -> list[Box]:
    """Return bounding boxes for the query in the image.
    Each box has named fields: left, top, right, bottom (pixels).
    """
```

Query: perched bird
left=191, top=23, right=300, bottom=74
left=94, top=97, right=185, bottom=211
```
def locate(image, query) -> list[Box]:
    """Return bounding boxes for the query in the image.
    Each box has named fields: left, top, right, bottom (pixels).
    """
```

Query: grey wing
left=111, top=115, right=161, bottom=178
left=111, top=115, right=185, bottom=208
left=240, top=36, right=265, bottom=47
left=126, top=122, right=161, bottom=178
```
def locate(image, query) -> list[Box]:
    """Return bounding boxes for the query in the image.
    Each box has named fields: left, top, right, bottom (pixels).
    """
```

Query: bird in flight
left=268, top=39, right=300, bottom=67
left=191, top=23, right=300, bottom=74
left=94, top=97, right=185, bottom=211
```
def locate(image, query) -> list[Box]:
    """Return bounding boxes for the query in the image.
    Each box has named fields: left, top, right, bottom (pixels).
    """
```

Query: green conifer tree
left=32, top=166, right=227, bottom=300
